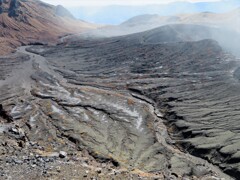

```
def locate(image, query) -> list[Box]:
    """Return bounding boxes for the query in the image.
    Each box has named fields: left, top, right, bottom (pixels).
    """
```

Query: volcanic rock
left=0, top=12, right=238, bottom=179
left=59, top=151, right=67, bottom=158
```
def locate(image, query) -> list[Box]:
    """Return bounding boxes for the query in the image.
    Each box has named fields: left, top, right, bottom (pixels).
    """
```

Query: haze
left=41, top=0, right=220, bottom=7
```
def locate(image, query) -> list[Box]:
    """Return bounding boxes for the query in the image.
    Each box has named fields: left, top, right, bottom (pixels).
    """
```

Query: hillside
left=76, top=8, right=240, bottom=55
left=120, top=8, right=240, bottom=33
left=0, top=23, right=236, bottom=179
left=0, top=0, right=96, bottom=55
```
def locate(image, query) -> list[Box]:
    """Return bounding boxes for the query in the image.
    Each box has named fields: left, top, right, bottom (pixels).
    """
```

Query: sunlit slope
left=0, top=0, right=97, bottom=55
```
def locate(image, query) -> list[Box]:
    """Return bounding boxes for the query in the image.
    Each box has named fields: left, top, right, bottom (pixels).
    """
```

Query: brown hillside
left=0, top=0, right=96, bottom=55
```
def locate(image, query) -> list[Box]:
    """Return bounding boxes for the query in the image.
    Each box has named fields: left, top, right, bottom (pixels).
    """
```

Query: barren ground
left=0, top=25, right=239, bottom=179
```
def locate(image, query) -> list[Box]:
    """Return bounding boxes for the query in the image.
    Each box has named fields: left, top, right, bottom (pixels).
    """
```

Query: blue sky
left=42, top=0, right=220, bottom=7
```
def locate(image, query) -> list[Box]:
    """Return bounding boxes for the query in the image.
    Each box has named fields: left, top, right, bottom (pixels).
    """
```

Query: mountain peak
left=0, top=0, right=75, bottom=19
left=55, top=5, right=75, bottom=19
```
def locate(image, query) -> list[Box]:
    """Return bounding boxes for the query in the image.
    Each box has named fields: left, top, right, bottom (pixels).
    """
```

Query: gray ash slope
left=0, top=23, right=239, bottom=179
left=71, top=24, right=240, bottom=57
left=34, top=25, right=240, bottom=178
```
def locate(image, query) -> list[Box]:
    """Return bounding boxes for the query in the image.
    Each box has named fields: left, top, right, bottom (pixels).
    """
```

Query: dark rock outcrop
left=8, top=0, right=19, bottom=17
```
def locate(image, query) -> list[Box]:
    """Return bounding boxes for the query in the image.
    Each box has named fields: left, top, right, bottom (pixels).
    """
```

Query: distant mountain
left=121, top=8, right=240, bottom=32
left=0, top=0, right=96, bottom=55
left=77, top=8, right=240, bottom=39
left=69, top=0, right=240, bottom=24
